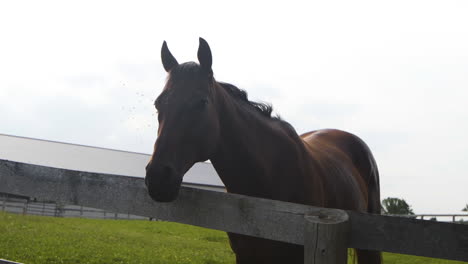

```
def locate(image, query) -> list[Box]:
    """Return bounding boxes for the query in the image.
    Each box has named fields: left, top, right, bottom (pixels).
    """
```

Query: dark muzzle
left=145, top=163, right=182, bottom=202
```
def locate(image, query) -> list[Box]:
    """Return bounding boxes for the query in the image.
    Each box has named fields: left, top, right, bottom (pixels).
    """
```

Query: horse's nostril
left=145, top=163, right=181, bottom=202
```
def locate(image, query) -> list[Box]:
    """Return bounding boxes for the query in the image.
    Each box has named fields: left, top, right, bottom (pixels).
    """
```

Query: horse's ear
left=197, top=37, right=212, bottom=73
left=161, top=41, right=179, bottom=72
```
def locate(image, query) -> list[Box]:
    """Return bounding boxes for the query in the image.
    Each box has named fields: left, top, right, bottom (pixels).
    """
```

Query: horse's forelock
left=168, top=62, right=201, bottom=80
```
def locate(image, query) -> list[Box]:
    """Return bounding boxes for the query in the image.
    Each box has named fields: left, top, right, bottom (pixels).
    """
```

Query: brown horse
left=145, top=38, right=381, bottom=264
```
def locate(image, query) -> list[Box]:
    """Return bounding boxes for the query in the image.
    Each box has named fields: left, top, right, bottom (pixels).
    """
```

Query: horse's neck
left=209, top=89, right=313, bottom=202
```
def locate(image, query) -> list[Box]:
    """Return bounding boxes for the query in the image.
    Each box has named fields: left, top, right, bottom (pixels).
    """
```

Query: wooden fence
left=0, top=259, right=23, bottom=264
left=411, top=214, right=468, bottom=222
left=0, top=194, right=147, bottom=220
left=0, top=159, right=467, bottom=263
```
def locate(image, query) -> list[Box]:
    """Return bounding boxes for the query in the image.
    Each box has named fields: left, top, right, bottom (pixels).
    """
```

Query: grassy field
left=0, top=211, right=465, bottom=264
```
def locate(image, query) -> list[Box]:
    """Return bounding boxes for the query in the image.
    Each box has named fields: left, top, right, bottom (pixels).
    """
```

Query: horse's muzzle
left=145, top=163, right=182, bottom=202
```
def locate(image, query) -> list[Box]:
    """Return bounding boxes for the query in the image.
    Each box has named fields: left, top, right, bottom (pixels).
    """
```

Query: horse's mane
left=218, top=81, right=299, bottom=138
left=218, top=82, right=276, bottom=119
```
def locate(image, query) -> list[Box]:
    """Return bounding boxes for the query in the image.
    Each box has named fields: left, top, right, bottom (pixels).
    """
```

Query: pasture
left=0, top=212, right=465, bottom=264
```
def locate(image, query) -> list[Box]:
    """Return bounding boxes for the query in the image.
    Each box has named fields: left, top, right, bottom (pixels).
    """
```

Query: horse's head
left=145, top=38, right=221, bottom=202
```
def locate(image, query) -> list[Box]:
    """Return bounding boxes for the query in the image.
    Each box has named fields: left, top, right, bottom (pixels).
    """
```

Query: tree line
left=381, top=198, right=468, bottom=216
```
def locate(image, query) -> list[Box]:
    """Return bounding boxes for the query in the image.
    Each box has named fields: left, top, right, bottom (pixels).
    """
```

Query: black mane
left=218, top=82, right=277, bottom=119
left=218, top=81, right=298, bottom=136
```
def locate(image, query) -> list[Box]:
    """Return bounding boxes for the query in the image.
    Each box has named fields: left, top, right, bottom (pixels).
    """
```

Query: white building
left=0, top=133, right=225, bottom=192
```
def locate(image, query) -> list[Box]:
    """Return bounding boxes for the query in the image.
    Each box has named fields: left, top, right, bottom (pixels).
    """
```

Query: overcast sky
left=1, top=0, right=467, bottom=215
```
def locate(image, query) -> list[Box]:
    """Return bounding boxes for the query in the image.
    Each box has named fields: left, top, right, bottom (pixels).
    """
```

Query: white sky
left=1, top=0, right=467, bottom=215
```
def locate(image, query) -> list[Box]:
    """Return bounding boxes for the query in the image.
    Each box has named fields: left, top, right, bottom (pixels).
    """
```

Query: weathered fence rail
left=0, top=159, right=467, bottom=263
left=0, top=259, right=23, bottom=264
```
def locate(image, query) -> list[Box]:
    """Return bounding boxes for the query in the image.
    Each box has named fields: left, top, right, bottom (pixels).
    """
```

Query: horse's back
left=301, top=129, right=382, bottom=264
left=301, top=129, right=381, bottom=214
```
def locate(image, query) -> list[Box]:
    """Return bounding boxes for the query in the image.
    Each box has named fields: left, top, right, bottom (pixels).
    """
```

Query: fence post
left=55, top=203, right=64, bottom=217
left=1, top=195, right=5, bottom=212
left=304, top=210, right=349, bottom=264
left=22, top=200, right=28, bottom=215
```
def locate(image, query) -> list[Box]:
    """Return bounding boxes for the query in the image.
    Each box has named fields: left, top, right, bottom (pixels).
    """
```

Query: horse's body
left=145, top=38, right=381, bottom=264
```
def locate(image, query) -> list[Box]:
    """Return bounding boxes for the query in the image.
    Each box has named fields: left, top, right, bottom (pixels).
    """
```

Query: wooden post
left=1, top=196, right=5, bottom=212
left=55, top=203, right=63, bottom=217
left=22, top=200, right=28, bottom=215
left=304, top=210, right=349, bottom=264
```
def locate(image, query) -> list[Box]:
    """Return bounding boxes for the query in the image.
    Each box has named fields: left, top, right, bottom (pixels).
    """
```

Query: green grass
left=0, top=212, right=234, bottom=264
left=0, top=212, right=465, bottom=264
left=382, top=253, right=466, bottom=264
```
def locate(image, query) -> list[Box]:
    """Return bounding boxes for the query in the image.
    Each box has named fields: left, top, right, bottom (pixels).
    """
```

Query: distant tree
left=381, top=197, right=415, bottom=215
left=462, top=204, right=468, bottom=212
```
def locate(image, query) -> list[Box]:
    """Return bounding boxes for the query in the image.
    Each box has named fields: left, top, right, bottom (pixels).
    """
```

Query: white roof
left=0, top=134, right=224, bottom=187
